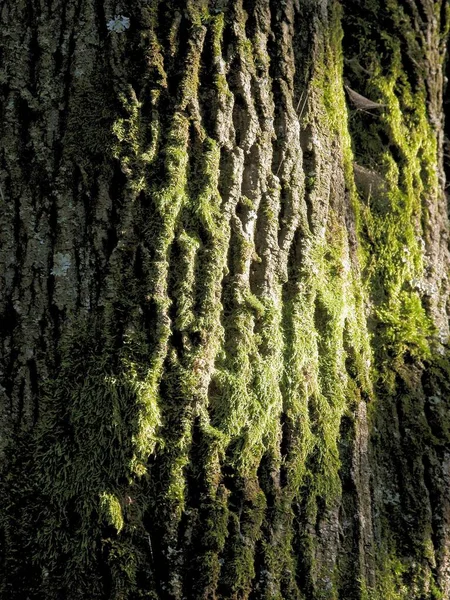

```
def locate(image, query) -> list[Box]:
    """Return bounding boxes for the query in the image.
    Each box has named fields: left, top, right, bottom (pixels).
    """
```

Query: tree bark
left=0, top=1, right=449, bottom=599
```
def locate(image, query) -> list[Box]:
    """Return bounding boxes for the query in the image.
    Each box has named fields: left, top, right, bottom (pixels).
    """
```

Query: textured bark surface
left=0, top=1, right=449, bottom=599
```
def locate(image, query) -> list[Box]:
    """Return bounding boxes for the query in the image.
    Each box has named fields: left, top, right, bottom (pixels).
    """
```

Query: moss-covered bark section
left=343, top=1, right=450, bottom=598
left=0, top=1, right=449, bottom=599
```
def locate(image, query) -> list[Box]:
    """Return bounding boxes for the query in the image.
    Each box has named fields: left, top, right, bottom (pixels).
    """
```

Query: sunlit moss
left=1, top=2, right=449, bottom=599
left=100, top=492, right=124, bottom=533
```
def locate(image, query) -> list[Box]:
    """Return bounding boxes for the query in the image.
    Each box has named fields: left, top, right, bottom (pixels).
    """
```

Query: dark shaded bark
left=0, top=1, right=449, bottom=599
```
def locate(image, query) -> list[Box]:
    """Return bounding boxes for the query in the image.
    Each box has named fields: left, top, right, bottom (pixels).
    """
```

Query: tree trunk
left=1, top=1, right=449, bottom=598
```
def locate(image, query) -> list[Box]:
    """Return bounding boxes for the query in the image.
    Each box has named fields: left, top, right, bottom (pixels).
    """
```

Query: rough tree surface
left=1, top=1, right=450, bottom=599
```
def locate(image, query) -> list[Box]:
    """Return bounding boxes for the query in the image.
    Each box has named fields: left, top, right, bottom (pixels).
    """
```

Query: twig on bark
left=276, top=90, right=309, bottom=177
left=147, top=533, right=154, bottom=562
left=345, top=85, right=385, bottom=111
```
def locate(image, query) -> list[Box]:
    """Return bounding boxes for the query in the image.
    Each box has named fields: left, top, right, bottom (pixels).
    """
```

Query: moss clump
left=343, top=4, right=442, bottom=364
left=342, top=2, right=450, bottom=598
left=100, top=492, right=125, bottom=533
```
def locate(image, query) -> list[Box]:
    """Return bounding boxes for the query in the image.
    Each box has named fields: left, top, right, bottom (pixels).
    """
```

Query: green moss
left=100, top=492, right=124, bottom=533
left=208, top=294, right=284, bottom=475
left=219, top=483, right=266, bottom=598
left=3, top=2, right=448, bottom=598
left=341, top=3, right=450, bottom=598
left=344, top=7, right=441, bottom=366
